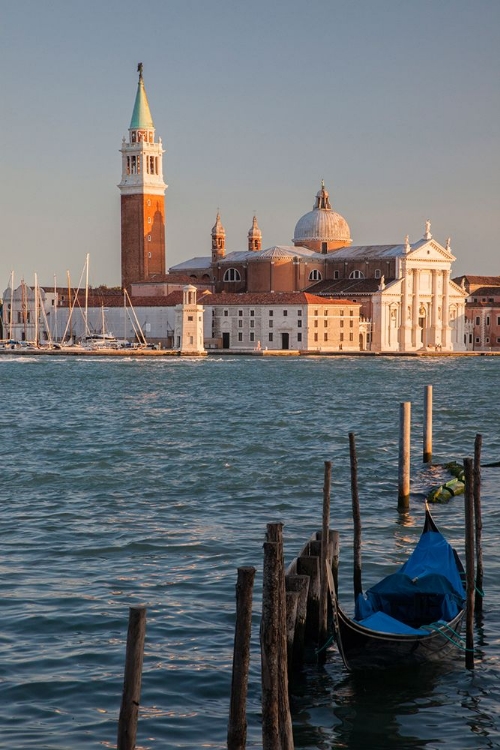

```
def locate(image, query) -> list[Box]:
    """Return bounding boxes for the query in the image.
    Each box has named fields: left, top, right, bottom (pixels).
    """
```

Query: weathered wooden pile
left=114, top=384, right=487, bottom=750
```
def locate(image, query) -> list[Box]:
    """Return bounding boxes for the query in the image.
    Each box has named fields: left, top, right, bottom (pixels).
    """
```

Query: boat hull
left=334, top=597, right=464, bottom=671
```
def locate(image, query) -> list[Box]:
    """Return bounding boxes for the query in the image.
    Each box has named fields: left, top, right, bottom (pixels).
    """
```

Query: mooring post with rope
left=463, top=457, right=475, bottom=669
left=473, top=434, right=484, bottom=615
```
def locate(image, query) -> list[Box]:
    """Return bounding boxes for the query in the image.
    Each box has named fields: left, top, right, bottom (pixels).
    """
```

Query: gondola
left=330, top=506, right=466, bottom=671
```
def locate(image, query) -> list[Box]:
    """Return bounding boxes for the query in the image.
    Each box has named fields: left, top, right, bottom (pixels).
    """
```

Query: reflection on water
left=0, top=355, right=499, bottom=748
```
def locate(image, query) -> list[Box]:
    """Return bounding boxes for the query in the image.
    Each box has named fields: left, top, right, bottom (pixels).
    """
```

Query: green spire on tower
left=129, top=62, right=155, bottom=130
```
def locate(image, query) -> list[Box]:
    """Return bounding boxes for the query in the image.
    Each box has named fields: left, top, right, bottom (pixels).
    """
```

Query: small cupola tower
left=211, top=211, right=226, bottom=263
left=118, top=64, right=167, bottom=290
left=248, top=215, right=262, bottom=252
left=174, top=285, right=206, bottom=355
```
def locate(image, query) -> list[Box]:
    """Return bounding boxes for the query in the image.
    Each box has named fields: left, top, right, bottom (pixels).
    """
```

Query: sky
left=2, top=0, right=499, bottom=290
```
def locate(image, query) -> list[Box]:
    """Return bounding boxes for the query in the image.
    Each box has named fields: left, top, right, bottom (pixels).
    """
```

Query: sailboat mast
left=85, top=253, right=89, bottom=337
left=53, top=275, right=58, bottom=342
left=8, top=271, right=14, bottom=341
left=67, top=271, right=72, bottom=343
left=34, top=274, right=39, bottom=346
left=123, top=290, right=127, bottom=342
left=21, top=280, right=28, bottom=341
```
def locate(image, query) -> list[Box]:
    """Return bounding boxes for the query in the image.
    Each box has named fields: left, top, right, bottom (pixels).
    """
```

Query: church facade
left=169, top=182, right=467, bottom=352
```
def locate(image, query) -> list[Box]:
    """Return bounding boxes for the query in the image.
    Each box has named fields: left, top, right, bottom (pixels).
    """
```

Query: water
left=0, top=354, right=499, bottom=749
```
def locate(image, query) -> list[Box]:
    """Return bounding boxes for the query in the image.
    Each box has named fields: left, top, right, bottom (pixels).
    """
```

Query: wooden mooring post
left=423, top=385, right=433, bottom=463
left=261, top=525, right=294, bottom=750
left=117, top=606, right=147, bottom=750
left=284, top=574, right=309, bottom=670
left=349, top=433, right=362, bottom=600
left=473, top=434, right=484, bottom=615
left=318, top=460, right=331, bottom=664
left=398, top=401, right=411, bottom=510
left=463, top=457, right=475, bottom=669
left=228, top=566, right=256, bottom=750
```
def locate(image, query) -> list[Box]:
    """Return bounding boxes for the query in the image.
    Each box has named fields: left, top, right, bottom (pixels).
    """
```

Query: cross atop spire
left=130, top=64, right=154, bottom=130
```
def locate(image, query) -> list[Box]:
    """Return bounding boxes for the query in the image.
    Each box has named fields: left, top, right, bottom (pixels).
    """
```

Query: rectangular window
left=324, top=310, right=328, bottom=316
left=187, top=315, right=193, bottom=321
left=340, top=310, right=344, bottom=316
left=269, top=320, right=273, bottom=328
left=497, top=317, right=500, bottom=326
left=297, top=310, right=302, bottom=316
left=340, top=320, right=344, bottom=328
left=269, top=332, right=273, bottom=342
left=486, top=337, right=490, bottom=343
left=334, top=270, right=339, bottom=279
left=486, top=316, right=490, bottom=325
left=297, top=332, right=302, bottom=342
left=238, top=332, right=243, bottom=341
left=224, top=310, right=228, bottom=317
left=250, top=310, right=255, bottom=317
left=324, top=332, right=328, bottom=341
left=475, top=317, right=480, bottom=325
left=238, top=310, right=243, bottom=316
left=297, top=319, right=302, bottom=328
left=238, top=320, right=243, bottom=328
left=269, top=310, right=273, bottom=316
left=250, top=319, right=255, bottom=328
left=350, top=320, right=354, bottom=327
left=283, top=310, right=288, bottom=316
left=375, top=269, right=381, bottom=279
left=314, top=320, right=318, bottom=328
left=350, top=310, right=354, bottom=316
left=314, top=333, right=318, bottom=342
left=340, top=332, right=344, bottom=341
left=324, top=320, right=328, bottom=327
left=250, top=332, right=255, bottom=342
left=475, top=337, right=480, bottom=343
left=349, top=332, right=354, bottom=341
left=314, top=309, right=318, bottom=316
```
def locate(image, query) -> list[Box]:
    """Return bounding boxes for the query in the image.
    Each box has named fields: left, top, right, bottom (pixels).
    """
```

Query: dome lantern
left=293, top=181, right=351, bottom=253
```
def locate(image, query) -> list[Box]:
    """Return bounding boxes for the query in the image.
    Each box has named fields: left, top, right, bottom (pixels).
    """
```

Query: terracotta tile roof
left=306, top=278, right=389, bottom=295
left=133, top=273, right=207, bottom=284
left=198, top=291, right=359, bottom=306
left=454, top=275, right=500, bottom=293
left=467, top=287, right=500, bottom=296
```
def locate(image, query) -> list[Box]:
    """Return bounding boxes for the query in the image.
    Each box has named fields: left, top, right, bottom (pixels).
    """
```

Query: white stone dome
left=293, top=182, right=351, bottom=244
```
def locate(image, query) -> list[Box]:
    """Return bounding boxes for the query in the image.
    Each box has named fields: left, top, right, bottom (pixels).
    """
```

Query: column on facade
left=430, top=269, right=439, bottom=347
left=411, top=269, right=420, bottom=349
left=442, top=270, right=451, bottom=349
left=399, top=269, right=412, bottom=351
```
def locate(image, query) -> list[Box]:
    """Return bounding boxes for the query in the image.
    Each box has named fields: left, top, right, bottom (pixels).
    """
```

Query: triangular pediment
left=408, top=239, right=455, bottom=262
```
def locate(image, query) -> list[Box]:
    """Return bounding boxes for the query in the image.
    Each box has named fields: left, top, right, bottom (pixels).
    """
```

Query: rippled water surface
left=0, top=354, right=499, bottom=749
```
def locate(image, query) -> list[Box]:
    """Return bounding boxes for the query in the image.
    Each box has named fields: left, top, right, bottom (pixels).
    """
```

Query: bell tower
left=118, top=64, right=167, bottom=290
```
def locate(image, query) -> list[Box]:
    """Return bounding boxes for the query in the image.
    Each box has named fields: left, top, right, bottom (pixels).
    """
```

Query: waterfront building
left=1, top=283, right=54, bottom=344
left=118, top=64, right=167, bottom=290
left=174, top=285, right=206, bottom=354
left=199, top=291, right=362, bottom=353
left=169, top=183, right=467, bottom=352
left=454, top=275, right=500, bottom=351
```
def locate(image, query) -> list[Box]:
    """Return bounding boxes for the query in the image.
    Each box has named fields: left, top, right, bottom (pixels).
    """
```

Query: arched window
left=308, top=270, right=322, bottom=281
left=223, top=268, right=241, bottom=282
left=349, top=270, right=365, bottom=279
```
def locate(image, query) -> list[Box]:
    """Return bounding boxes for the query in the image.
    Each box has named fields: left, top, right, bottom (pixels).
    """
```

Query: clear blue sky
left=2, top=0, right=499, bottom=289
